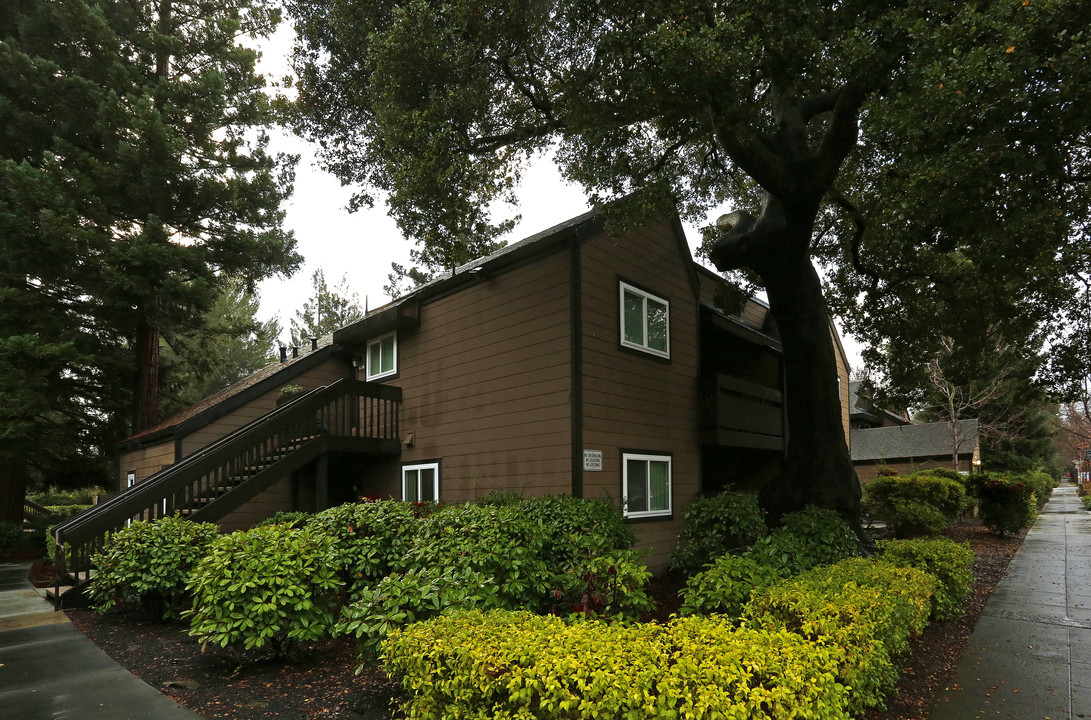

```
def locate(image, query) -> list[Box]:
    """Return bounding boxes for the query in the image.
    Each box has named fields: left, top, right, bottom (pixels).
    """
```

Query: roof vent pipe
left=279, top=346, right=287, bottom=362
left=292, top=346, right=299, bottom=359
left=311, top=337, right=318, bottom=352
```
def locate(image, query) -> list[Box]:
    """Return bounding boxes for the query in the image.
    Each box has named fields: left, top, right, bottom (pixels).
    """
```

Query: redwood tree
left=0, top=0, right=299, bottom=520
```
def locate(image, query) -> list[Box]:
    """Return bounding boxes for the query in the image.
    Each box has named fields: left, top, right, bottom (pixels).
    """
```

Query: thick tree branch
left=814, top=81, right=870, bottom=188
left=706, top=107, right=793, bottom=196
left=830, top=192, right=881, bottom=284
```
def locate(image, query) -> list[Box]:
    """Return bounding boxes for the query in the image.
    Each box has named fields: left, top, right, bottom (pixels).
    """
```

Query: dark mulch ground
left=60, top=518, right=1025, bottom=720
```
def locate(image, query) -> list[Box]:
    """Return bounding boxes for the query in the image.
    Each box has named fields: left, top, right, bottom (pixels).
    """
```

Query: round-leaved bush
left=90, top=516, right=219, bottom=621
left=185, top=524, right=343, bottom=657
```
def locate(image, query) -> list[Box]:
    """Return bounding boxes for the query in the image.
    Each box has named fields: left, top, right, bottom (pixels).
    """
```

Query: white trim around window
left=619, top=281, right=670, bottom=358
left=402, top=461, right=439, bottom=503
left=366, top=331, right=397, bottom=380
left=622, top=453, right=672, bottom=518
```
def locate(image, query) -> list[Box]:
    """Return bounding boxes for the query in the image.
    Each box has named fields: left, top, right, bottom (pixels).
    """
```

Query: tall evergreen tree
left=160, top=279, right=282, bottom=416
left=0, top=0, right=299, bottom=520
left=289, top=269, right=364, bottom=346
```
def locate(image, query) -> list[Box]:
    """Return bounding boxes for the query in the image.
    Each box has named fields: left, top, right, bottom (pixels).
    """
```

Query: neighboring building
left=851, top=418, right=981, bottom=483
left=80, top=204, right=851, bottom=572
left=848, top=380, right=911, bottom=431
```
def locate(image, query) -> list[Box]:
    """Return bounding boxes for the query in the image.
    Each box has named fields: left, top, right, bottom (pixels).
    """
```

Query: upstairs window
left=366, top=331, right=397, bottom=380
left=402, top=462, right=439, bottom=502
left=622, top=453, right=672, bottom=518
left=620, top=282, right=669, bottom=358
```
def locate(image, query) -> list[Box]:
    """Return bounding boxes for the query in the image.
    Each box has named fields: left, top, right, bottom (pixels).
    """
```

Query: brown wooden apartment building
left=116, top=206, right=850, bottom=570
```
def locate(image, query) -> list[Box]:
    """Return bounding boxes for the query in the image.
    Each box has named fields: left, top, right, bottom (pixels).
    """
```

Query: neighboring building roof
left=851, top=419, right=979, bottom=462
left=849, top=380, right=910, bottom=428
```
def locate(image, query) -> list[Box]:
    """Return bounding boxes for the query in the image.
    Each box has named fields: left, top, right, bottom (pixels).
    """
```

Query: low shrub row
left=90, top=494, right=642, bottom=657
left=864, top=468, right=1054, bottom=538
left=383, top=543, right=965, bottom=719
left=678, top=506, right=859, bottom=617
left=383, top=611, right=852, bottom=720
left=745, top=558, right=935, bottom=713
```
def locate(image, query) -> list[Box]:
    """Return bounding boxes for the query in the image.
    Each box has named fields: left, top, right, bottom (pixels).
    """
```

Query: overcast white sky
left=253, top=28, right=864, bottom=368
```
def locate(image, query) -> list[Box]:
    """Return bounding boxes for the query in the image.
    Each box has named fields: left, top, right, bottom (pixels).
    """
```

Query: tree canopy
left=289, top=269, right=365, bottom=346
left=285, top=0, right=1091, bottom=524
left=0, top=0, right=299, bottom=519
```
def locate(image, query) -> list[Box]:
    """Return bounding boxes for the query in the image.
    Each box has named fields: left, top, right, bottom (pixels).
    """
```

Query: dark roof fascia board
left=335, top=211, right=604, bottom=348
left=121, top=345, right=339, bottom=452
left=333, top=302, right=421, bottom=347
left=667, top=213, right=701, bottom=300
left=173, top=346, right=338, bottom=439
left=700, top=303, right=783, bottom=353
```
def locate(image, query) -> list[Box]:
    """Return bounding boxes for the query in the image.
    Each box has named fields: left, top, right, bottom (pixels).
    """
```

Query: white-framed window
left=622, top=453, right=672, bottom=518
left=402, top=461, right=439, bottom=502
left=620, top=281, right=669, bottom=358
left=366, top=331, right=397, bottom=380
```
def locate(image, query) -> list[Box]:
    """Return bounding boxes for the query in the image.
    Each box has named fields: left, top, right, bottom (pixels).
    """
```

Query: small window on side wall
left=620, top=282, right=669, bottom=358
left=402, top=462, right=439, bottom=502
left=366, top=331, right=397, bottom=380
left=622, top=453, right=672, bottom=518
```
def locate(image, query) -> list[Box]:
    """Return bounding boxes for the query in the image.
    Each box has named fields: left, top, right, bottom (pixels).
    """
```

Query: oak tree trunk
left=711, top=195, right=862, bottom=533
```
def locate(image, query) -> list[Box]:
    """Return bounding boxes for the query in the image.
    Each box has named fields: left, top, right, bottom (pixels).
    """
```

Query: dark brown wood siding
left=578, top=221, right=702, bottom=571
left=388, top=249, right=574, bottom=500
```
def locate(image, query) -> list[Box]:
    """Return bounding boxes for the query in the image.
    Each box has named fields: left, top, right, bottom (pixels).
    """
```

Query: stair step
left=46, top=582, right=91, bottom=609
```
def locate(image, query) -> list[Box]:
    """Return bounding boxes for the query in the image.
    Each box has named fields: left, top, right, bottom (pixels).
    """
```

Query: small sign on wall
left=583, top=449, right=603, bottom=472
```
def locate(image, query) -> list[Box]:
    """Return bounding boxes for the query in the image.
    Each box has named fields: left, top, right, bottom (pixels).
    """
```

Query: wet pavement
left=0, top=561, right=204, bottom=719
left=931, top=483, right=1091, bottom=720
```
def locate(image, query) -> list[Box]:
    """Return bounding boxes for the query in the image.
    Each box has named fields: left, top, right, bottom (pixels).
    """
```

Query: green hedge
left=487, top=494, right=635, bottom=571
left=968, top=474, right=1037, bottom=536
left=744, top=558, right=936, bottom=713
left=877, top=537, right=974, bottom=621
left=863, top=474, right=966, bottom=537
left=306, top=500, right=421, bottom=590
left=185, top=524, right=343, bottom=656
left=679, top=506, right=858, bottom=618
left=382, top=610, right=851, bottom=720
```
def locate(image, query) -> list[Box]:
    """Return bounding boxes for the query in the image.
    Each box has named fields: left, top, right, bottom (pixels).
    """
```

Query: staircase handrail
left=54, top=378, right=399, bottom=550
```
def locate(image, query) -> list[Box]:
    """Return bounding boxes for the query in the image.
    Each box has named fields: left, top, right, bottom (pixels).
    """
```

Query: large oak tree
left=284, top=0, right=1091, bottom=526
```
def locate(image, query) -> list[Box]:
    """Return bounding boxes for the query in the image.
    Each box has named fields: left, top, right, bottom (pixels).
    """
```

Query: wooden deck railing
left=52, top=378, right=401, bottom=603
left=24, top=498, right=56, bottom=523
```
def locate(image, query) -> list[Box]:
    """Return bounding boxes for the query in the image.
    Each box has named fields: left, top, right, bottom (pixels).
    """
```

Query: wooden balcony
left=700, top=373, right=785, bottom=451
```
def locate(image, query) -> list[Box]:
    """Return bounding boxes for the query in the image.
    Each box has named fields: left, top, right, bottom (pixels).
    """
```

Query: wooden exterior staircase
left=50, top=378, right=401, bottom=608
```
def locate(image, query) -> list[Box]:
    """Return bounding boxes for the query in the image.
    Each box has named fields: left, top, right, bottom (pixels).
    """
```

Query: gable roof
left=123, top=201, right=737, bottom=451
left=851, top=419, right=979, bottom=462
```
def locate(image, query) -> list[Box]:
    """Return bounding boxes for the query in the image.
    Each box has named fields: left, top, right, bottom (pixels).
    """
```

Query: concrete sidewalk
left=0, top=561, right=204, bottom=719
left=931, top=482, right=1091, bottom=720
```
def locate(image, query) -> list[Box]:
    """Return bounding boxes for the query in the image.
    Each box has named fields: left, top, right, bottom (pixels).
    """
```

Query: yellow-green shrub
left=877, top=538, right=974, bottom=621
left=744, top=558, right=935, bottom=713
left=382, top=609, right=851, bottom=720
